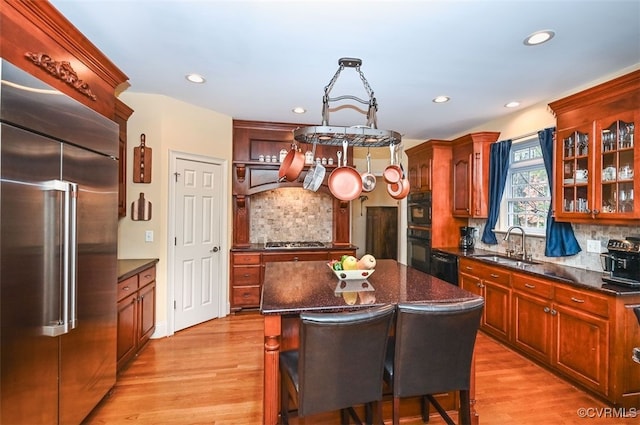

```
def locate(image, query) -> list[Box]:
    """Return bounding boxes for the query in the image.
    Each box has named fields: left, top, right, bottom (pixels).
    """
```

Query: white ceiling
left=50, top=0, right=640, bottom=141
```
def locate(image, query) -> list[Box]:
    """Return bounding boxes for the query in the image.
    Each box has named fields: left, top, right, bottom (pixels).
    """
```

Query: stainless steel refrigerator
left=1, top=58, right=118, bottom=424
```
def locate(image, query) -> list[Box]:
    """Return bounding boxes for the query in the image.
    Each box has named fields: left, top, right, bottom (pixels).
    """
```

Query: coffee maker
left=459, top=226, right=476, bottom=250
left=601, top=236, right=640, bottom=287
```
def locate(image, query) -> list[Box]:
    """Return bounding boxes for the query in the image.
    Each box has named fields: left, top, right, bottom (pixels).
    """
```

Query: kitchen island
left=260, top=259, right=482, bottom=425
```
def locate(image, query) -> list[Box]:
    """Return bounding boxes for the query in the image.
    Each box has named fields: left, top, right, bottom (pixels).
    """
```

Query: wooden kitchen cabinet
left=459, top=258, right=511, bottom=343
left=511, top=272, right=554, bottom=364
left=115, top=99, right=134, bottom=218
left=231, top=253, right=262, bottom=308
left=406, top=140, right=466, bottom=247
left=552, top=285, right=610, bottom=396
left=550, top=70, right=640, bottom=224
left=460, top=258, right=640, bottom=407
left=232, top=120, right=351, bottom=248
left=117, top=264, right=156, bottom=372
left=451, top=132, right=500, bottom=218
left=230, top=248, right=356, bottom=310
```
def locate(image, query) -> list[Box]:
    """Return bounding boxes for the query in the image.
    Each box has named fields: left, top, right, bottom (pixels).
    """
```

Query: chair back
left=297, top=304, right=395, bottom=417
left=392, top=298, right=484, bottom=398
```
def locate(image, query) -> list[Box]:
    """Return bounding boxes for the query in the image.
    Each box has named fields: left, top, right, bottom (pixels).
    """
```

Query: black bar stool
left=383, top=298, right=484, bottom=425
left=279, top=304, right=395, bottom=425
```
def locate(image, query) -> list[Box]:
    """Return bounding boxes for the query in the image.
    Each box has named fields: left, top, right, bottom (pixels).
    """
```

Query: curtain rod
left=510, top=130, right=540, bottom=142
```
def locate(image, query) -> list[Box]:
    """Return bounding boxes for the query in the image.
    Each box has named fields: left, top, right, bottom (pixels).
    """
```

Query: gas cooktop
left=265, top=241, right=327, bottom=249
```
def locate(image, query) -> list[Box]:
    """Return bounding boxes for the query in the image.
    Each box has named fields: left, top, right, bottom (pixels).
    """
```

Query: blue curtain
left=539, top=127, right=581, bottom=257
left=481, top=139, right=512, bottom=244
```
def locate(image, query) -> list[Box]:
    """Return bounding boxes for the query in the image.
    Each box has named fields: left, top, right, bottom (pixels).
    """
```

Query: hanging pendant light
left=293, top=58, right=401, bottom=147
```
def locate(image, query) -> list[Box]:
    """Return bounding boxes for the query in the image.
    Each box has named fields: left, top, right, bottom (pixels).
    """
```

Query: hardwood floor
left=83, top=312, right=636, bottom=424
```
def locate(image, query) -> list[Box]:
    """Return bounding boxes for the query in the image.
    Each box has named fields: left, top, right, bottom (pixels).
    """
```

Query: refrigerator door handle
left=67, top=182, right=78, bottom=330
left=41, top=180, right=77, bottom=336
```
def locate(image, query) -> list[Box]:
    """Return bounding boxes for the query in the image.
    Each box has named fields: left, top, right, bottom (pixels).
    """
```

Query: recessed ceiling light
left=292, top=107, right=306, bottom=114
left=505, top=101, right=521, bottom=108
left=524, top=30, right=555, bottom=46
left=432, top=96, right=450, bottom=103
left=185, top=73, right=206, bottom=83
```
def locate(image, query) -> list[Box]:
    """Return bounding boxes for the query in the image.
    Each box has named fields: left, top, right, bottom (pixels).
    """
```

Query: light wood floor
left=83, top=312, right=637, bottom=424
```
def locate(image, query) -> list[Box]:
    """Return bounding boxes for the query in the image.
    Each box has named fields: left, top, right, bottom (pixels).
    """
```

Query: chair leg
left=459, top=390, right=472, bottom=425
left=425, top=395, right=455, bottom=425
left=280, top=378, right=289, bottom=425
left=392, top=396, right=401, bottom=425
left=420, top=395, right=431, bottom=422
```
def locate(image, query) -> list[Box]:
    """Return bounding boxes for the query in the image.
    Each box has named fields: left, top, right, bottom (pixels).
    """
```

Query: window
left=499, top=138, right=550, bottom=234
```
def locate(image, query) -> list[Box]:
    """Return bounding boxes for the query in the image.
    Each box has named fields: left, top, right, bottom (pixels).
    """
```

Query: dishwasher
left=430, top=250, right=459, bottom=285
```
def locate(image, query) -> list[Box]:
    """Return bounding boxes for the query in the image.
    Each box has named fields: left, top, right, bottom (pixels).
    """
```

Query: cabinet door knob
left=543, top=306, right=550, bottom=313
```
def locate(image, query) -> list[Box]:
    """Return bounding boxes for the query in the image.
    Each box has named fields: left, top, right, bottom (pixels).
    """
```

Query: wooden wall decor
left=133, top=133, right=152, bottom=183
left=131, top=192, right=152, bottom=221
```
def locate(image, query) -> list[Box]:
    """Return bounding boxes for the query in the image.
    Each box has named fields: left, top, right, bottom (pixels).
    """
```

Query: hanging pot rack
left=293, top=58, right=402, bottom=148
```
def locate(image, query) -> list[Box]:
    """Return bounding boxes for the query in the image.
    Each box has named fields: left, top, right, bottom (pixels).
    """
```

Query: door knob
left=210, top=246, right=220, bottom=253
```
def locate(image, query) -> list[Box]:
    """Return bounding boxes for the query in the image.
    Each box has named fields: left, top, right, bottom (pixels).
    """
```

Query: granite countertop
left=117, top=258, right=159, bottom=281
left=232, top=243, right=358, bottom=252
left=260, top=259, right=481, bottom=315
left=432, top=247, right=640, bottom=296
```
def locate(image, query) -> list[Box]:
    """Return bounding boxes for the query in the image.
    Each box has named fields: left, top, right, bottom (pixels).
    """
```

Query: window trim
left=496, top=137, right=550, bottom=235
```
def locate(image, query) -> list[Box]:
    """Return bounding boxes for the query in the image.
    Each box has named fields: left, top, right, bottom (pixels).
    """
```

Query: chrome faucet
left=504, top=226, right=527, bottom=260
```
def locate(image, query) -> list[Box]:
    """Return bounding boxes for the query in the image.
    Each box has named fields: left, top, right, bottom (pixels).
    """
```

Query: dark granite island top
left=260, top=259, right=480, bottom=315
left=259, top=259, right=482, bottom=425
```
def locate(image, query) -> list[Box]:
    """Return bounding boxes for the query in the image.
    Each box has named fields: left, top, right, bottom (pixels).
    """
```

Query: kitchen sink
left=470, top=254, right=540, bottom=268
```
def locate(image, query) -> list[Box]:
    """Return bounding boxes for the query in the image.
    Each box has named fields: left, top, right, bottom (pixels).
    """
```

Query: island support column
left=264, top=315, right=282, bottom=425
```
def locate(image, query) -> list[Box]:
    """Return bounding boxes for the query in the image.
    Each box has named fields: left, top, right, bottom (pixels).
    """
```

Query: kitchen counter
left=117, top=258, right=159, bottom=282
left=260, top=259, right=482, bottom=424
left=433, top=247, right=640, bottom=295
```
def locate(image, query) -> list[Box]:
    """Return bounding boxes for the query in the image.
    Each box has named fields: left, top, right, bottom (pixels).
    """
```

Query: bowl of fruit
left=328, top=254, right=376, bottom=281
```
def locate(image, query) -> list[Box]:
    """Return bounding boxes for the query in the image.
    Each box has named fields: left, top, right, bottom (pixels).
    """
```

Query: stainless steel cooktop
left=264, top=241, right=327, bottom=249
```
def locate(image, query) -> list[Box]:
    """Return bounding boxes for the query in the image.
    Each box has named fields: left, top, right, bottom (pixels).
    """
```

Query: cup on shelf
left=574, top=169, right=588, bottom=180
left=619, top=164, right=634, bottom=179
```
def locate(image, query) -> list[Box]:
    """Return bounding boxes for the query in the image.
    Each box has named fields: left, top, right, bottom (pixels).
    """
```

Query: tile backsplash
left=469, top=218, right=640, bottom=272
left=249, top=188, right=334, bottom=243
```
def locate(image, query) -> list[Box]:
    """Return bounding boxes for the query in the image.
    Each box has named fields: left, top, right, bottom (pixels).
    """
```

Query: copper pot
left=278, top=143, right=305, bottom=182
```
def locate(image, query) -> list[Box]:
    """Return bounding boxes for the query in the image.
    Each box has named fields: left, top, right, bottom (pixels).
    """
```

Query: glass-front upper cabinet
left=550, top=70, right=639, bottom=224
left=596, top=112, right=637, bottom=218
left=558, top=126, right=592, bottom=217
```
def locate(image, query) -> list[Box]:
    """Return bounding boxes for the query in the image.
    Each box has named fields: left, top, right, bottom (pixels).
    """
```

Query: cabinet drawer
left=233, top=266, right=261, bottom=285
left=554, top=285, right=609, bottom=318
left=262, top=252, right=328, bottom=262
left=118, top=275, right=138, bottom=301
left=460, top=259, right=510, bottom=286
left=512, top=272, right=553, bottom=299
left=233, top=253, right=261, bottom=265
left=139, top=266, right=156, bottom=287
left=232, top=286, right=261, bottom=306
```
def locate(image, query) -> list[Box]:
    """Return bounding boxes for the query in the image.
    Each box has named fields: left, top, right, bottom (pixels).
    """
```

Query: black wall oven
left=407, top=192, right=431, bottom=227
left=407, top=227, right=431, bottom=273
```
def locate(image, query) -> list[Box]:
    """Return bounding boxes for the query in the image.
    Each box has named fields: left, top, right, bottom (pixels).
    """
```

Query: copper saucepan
left=328, top=140, right=362, bottom=201
left=278, top=143, right=305, bottom=182
left=383, top=143, right=402, bottom=184
left=387, top=163, right=410, bottom=199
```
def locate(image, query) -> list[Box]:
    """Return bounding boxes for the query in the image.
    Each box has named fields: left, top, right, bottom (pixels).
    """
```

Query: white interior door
left=173, top=157, right=223, bottom=331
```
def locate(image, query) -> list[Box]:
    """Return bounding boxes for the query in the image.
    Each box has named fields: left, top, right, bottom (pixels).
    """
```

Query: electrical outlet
left=586, top=239, right=601, bottom=253
left=145, top=230, right=154, bottom=242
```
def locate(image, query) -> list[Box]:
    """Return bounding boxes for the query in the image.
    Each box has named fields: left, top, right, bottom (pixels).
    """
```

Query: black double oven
left=407, top=192, right=432, bottom=274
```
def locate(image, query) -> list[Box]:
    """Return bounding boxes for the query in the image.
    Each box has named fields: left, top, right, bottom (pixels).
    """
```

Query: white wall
left=117, top=93, right=232, bottom=336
